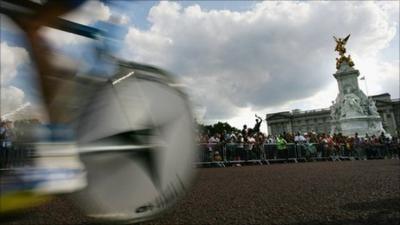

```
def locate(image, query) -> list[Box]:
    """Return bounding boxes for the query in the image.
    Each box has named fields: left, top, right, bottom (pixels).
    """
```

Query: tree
left=196, top=121, right=240, bottom=136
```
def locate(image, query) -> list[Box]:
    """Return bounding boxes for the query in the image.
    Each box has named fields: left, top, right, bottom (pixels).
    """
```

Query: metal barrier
left=195, top=142, right=400, bottom=167
left=1, top=141, right=399, bottom=169
left=0, top=143, right=34, bottom=169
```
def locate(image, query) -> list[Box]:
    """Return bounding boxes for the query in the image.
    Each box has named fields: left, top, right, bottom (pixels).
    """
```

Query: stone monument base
left=337, top=116, right=384, bottom=137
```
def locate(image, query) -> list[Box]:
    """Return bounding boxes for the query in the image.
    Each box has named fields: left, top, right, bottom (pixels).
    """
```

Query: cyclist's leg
left=13, top=1, right=86, bottom=123
left=5, top=1, right=89, bottom=196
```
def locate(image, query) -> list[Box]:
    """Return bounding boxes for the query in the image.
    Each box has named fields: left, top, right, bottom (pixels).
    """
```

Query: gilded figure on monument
left=333, top=34, right=355, bottom=69
left=333, top=34, right=350, bottom=56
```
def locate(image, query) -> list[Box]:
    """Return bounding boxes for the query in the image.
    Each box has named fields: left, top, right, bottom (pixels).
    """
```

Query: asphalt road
left=2, top=160, right=399, bottom=225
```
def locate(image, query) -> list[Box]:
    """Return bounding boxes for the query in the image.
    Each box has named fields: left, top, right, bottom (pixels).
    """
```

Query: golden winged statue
left=333, top=34, right=354, bottom=69
left=333, top=34, right=350, bottom=56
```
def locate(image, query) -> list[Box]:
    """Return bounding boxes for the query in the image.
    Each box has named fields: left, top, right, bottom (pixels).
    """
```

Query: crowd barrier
left=196, top=142, right=400, bottom=167
left=0, top=142, right=34, bottom=169
left=1, top=141, right=399, bottom=169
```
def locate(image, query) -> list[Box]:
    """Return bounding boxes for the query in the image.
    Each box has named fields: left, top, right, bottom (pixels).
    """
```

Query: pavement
left=1, top=160, right=399, bottom=225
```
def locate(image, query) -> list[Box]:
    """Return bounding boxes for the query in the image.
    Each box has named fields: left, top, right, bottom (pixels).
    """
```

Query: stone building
left=373, top=93, right=400, bottom=136
left=266, top=93, right=399, bottom=137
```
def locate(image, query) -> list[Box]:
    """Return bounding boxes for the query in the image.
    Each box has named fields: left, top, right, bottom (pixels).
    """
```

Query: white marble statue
left=368, top=98, right=380, bottom=116
left=340, top=93, right=364, bottom=118
left=330, top=102, right=340, bottom=121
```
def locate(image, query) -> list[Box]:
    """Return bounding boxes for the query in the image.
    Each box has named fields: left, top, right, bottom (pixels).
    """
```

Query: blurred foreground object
left=72, top=60, right=196, bottom=223
left=1, top=0, right=196, bottom=223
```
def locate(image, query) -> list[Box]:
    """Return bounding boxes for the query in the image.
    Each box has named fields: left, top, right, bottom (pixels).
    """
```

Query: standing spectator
left=320, top=134, right=332, bottom=158
left=378, top=132, right=386, bottom=144
left=378, top=132, right=390, bottom=158
left=294, top=132, right=306, bottom=158
left=0, top=120, right=16, bottom=168
left=0, top=121, right=6, bottom=149
left=246, top=134, right=256, bottom=160
left=225, top=132, right=237, bottom=161
left=294, top=132, right=306, bottom=144
left=256, top=133, right=266, bottom=160
left=304, top=133, right=317, bottom=160
left=200, top=133, right=209, bottom=144
left=223, top=130, right=230, bottom=143
left=208, top=134, right=220, bottom=143
left=208, top=134, right=220, bottom=161
left=276, top=135, right=288, bottom=160
left=346, top=136, right=354, bottom=157
left=229, top=132, right=237, bottom=143
left=2, top=121, right=15, bottom=149
left=236, top=134, right=245, bottom=163
left=241, top=125, right=248, bottom=138
left=353, top=133, right=366, bottom=160
left=253, top=114, right=263, bottom=133
left=266, top=135, right=276, bottom=144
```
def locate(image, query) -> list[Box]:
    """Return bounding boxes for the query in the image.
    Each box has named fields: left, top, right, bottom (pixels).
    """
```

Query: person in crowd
left=370, top=134, right=381, bottom=158
left=245, top=134, right=256, bottom=160
left=346, top=136, right=354, bottom=156
left=0, top=121, right=6, bottom=149
left=303, top=133, right=317, bottom=160
left=225, top=132, right=237, bottom=161
left=198, top=133, right=210, bottom=162
left=196, top=133, right=207, bottom=144
left=235, top=133, right=245, bottom=162
left=229, top=132, right=237, bottom=143
left=391, top=136, right=399, bottom=159
left=206, top=133, right=220, bottom=161
left=222, top=130, right=229, bottom=143
left=294, top=132, right=306, bottom=144
left=253, top=114, right=263, bottom=133
left=283, top=132, right=294, bottom=143
left=255, top=133, right=266, bottom=160
left=378, top=132, right=390, bottom=158
left=213, top=151, right=222, bottom=161
left=378, top=132, right=386, bottom=144
left=195, top=123, right=397, bottom=164
left=241, top=125, right=248, bottom=138
left=208, top=133, right=219, bottom=151
left=266, top=135, right=276, bottom=144
left=353, top=133, right=366, bottom=160
left=294, top=132, right=306, bottom=158
left=276, top=134, right=288, bottom=161
left=6, top=121, right=15, bottom=147
left=309, top=132, right=319, bottom=144
left=321, top=134, right=334, bottom=158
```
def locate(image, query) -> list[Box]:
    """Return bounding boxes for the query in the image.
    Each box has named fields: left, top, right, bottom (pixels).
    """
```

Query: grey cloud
left=123, top=1, right=398, bottom=120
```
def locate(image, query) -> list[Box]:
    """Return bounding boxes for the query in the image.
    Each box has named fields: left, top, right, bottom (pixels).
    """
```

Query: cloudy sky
left=1, top=1, right=399, bottom=132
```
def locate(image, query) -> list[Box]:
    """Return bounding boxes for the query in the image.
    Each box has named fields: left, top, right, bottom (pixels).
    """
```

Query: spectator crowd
left=196, top=116, right=400, bottom=163
left=1, top=117, right=399, bottom=168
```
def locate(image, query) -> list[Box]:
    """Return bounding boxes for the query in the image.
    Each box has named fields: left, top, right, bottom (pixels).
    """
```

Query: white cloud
left=121, top=1, right=398, bottom=123
left=0, top=42, right=30, bottom=116
left=1, top=86, right=25, bottom=116
left=41, top=0, right=112, bottom=47
left=1, top=1, right=112, bottom=48
left=110, top=14, right=130, bottom=25
left=62, top=0, right=111, bottom=25
left=0, top=1, right=112, bottom=119
left=0, top=42, right=29, bottom=84
left=356, top=58, right=399, bottom=97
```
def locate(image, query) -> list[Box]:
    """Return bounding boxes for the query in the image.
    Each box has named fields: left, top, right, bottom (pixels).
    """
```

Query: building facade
left=266, top=93, right=400, bottom=137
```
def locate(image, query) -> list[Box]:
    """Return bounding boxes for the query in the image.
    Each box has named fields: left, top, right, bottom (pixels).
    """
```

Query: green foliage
left=196, top=121, right=240, bottom=135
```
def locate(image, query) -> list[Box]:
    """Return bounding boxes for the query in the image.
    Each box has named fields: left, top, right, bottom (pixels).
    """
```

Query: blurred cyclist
left=1, top=0, right=89, bottom=213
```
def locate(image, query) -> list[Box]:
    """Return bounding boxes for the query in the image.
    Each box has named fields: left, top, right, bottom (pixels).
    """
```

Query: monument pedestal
left=330, top=62, right=385, bottom=137
left=338, top=116, right=383, bottom=137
